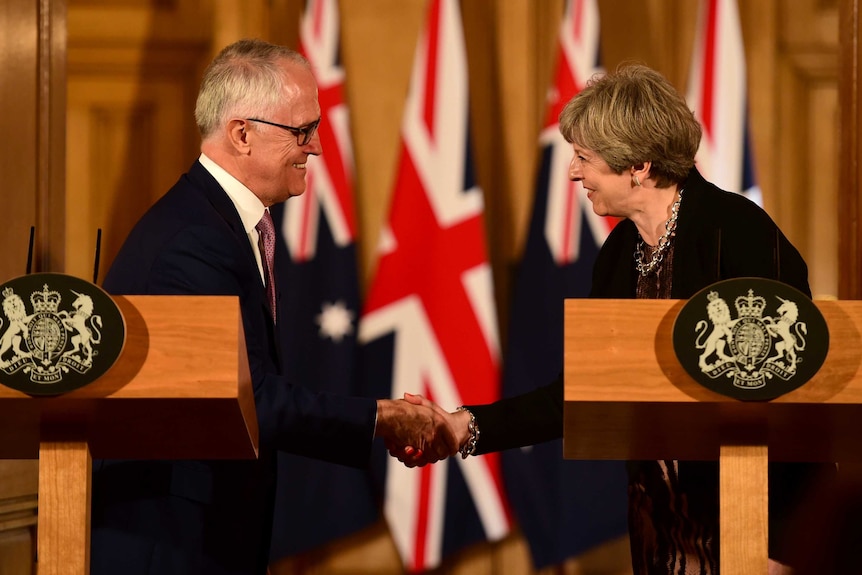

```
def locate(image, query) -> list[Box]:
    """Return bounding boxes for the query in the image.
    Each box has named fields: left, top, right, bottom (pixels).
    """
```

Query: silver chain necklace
left=634, top=189, right=683, bottom=276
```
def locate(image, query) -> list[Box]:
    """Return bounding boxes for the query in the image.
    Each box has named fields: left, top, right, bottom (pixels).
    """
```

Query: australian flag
left=268, top=0, right=378, bottom=562
left=500, top=0, right=628, bottom=568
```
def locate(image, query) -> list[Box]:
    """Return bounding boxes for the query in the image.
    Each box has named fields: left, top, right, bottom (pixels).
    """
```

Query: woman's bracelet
left=455, top=406, right=479, bottom=459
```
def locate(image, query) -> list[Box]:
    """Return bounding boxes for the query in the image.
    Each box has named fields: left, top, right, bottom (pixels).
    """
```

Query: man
left=91, top=39, right=456, bottom=575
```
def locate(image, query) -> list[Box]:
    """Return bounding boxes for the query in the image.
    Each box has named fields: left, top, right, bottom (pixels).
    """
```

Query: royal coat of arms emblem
left=673, top=278, right=829, bottom=401
left=0, top=273, right=125, bottom=395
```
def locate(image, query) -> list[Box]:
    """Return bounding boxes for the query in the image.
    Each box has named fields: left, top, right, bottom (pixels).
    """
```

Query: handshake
left=375, top=393, right=474, bottom=467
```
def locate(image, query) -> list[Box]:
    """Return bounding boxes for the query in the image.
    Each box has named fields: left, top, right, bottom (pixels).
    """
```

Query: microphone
left=774, top=228, right=781, bottom=281
left=93, top=228, right=102, bottom=284
left=26, top=226, right=34, bottom=275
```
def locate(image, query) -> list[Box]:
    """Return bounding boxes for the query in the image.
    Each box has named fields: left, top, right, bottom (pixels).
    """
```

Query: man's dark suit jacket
left=91, top=160, right=378, bottom=575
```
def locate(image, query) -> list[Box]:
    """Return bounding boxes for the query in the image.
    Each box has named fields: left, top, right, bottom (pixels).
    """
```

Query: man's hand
left=374, top=396, right=459, bottom=466
left=382, top=393, right=473, bottom=467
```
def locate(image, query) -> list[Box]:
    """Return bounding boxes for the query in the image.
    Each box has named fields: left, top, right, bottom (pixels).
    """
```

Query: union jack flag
left=537, top=0, right=611, bottom=266
left=268, top=0, right=378, bottom=562
left=500, top=0, right=628, bottom=568
left=282, top=0, right=357, bottom=259
left=686, top=0, right=761, bottom=204
left=358, top=0, right=510, bottom=571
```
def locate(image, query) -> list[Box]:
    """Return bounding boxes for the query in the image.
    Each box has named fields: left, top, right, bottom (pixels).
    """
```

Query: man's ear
left=227, top=119, right=251, bottom=154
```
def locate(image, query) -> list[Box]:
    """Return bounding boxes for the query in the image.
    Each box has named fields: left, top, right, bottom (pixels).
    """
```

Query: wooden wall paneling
left=740, top=0, right=779, bottom=223
left=0, top=462, right=38, bottom=575
left=39, top=0, right=68, bottom=274
left=595, top=0, right=693, bottom=84
left=780, top=0, right=839, bottom=41
left=776, top=58, right=809, bottom=273
left=211, top=0, right=271, bottom=54
left=645, top=0, right=698, bottom=87
left=807, top=75, right=840, bottom=298
left=267, top=0, right=301, bottom=50
left=596, top=0, right=657, bottom=73
left=776, top=54, right=838, bottom=297
left=0, top=530, right=36, bottom=575
left=0, top=1, right=61, bottom=572
left=67, top=0, right=211, bottom=43
left=776, top=0, right=839, bottom=298
left=0, top=0, right=43, bottom=280
left=66, top=65, right=199, bottom=280
left=839, top=0, right=862, bottom=299
left=67, top=0, right=212, bottom=281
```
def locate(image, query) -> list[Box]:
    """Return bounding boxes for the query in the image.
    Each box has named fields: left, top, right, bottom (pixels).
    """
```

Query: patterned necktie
left=256, top=209, right=277, bottom=321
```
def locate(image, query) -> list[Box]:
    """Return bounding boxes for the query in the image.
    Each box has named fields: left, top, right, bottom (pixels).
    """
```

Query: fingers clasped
left=379, top=393, right=472, bottom=468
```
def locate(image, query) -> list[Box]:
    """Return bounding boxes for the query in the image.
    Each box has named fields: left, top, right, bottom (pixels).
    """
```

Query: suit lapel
left=188, top=160, right=286, bottom=368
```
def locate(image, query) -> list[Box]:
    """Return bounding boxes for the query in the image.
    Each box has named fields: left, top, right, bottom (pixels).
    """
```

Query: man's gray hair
left=195, top=38, right=309, bottom=139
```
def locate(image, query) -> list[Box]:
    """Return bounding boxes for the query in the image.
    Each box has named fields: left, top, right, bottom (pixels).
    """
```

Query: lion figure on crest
left=695, top=293, right=736, bottom=371
left=0, top=290, right=31, bottom=368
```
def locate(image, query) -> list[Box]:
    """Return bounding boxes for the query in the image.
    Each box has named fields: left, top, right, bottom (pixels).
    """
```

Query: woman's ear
left=631, top=161, right=652, bottom=186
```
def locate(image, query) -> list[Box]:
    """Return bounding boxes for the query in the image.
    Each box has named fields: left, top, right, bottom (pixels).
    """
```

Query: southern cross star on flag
left=358, top=0, right=510, bottom=571
left=500, top=0, right=629, bottom=568
left=268, top=0, right=378, bottom=562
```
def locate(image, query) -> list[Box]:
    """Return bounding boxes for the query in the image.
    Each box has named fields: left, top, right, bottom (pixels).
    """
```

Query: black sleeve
left=465, top=373, right=564, bottom=455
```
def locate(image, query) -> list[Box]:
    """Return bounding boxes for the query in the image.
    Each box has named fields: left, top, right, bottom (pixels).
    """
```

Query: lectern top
left=0, top=295, right=258, bottom=460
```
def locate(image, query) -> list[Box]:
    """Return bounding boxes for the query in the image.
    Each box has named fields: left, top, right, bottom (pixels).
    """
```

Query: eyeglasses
left=246, top=117, right=321, bottom=146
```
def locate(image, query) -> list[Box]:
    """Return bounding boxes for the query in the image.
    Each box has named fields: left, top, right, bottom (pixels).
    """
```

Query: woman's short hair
left=195, top=38, right=309, bottom=139
left=558, top=63, right=702, bottom=188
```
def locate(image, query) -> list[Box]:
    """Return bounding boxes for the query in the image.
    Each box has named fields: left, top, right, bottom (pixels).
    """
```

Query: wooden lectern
left=0, top=296, right=258, bottom=575
left=564, top=299, right=862, bottom=574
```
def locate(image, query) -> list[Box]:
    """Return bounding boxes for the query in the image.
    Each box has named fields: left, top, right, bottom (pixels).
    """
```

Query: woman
left=401, top=64, right=828, bottom=574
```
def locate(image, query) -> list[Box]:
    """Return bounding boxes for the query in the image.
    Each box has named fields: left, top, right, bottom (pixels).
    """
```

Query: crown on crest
left=2, top=287, right=13, bottom=300
left=31, top=284, right=61, bottom=313
left=735, top=289, right=766, bottom=318
left=707, top=291, right=719, bottom=302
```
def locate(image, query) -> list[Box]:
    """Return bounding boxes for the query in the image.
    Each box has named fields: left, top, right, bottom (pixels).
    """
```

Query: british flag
left=268, top=0, right=378, bottom=561
left=686, top=0, right=761, bottom=204
left=500, top=0, right=628, bottom=568
left=358, top=0, right=510, bottom=571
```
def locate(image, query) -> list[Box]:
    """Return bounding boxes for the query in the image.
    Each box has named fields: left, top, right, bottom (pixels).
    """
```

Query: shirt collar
left=198, top=153, right=266, bottom=233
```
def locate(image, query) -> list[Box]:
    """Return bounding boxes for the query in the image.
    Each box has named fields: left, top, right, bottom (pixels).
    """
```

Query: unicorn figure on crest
left=60, top=290, right=102, bottom=365
left=763, top=296, right=807, bottom=370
